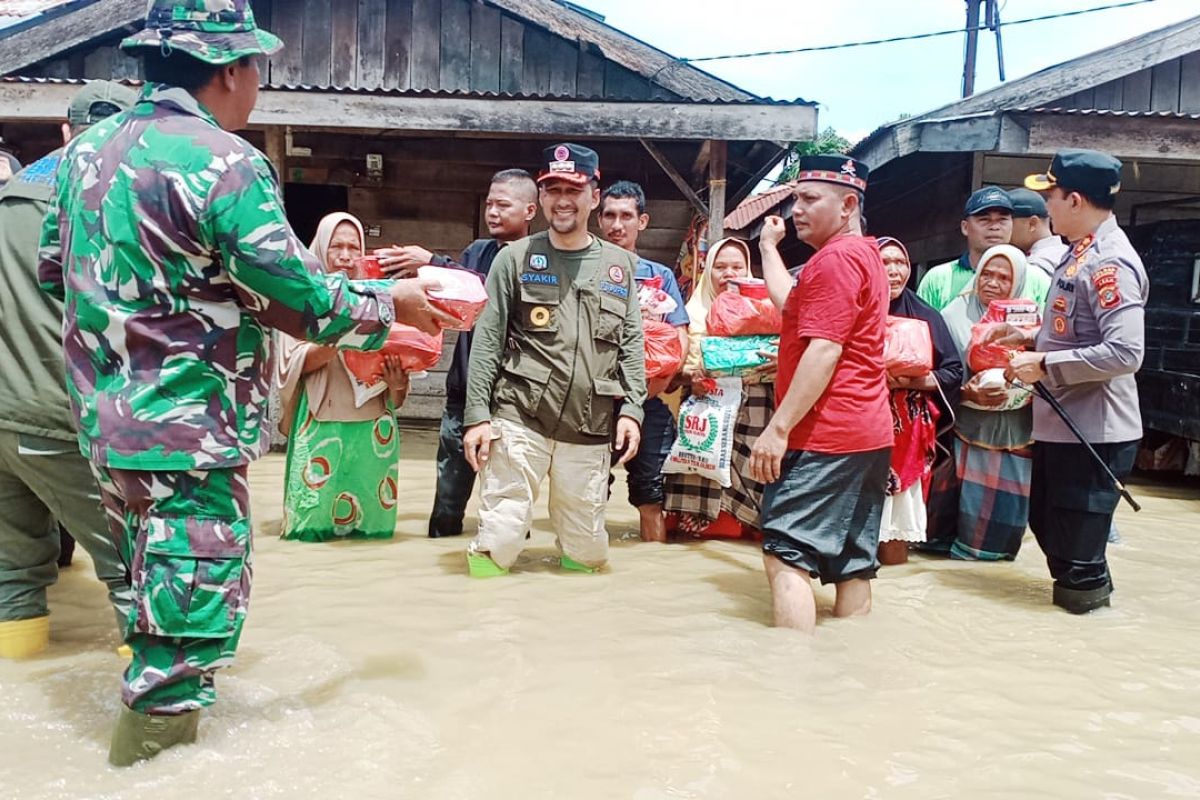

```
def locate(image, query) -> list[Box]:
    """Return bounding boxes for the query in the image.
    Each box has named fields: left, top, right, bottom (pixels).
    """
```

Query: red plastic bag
left=884, top=316, right=933, bottom=377
left=418, top=265, right=487, bottom=331
left=706, top=290, right=781, bottom=337
left=643, top=319, right=683, bottom=379
left=342, top=324, right=444, bottom=383
left=967, top=299, right=1040, bottom=373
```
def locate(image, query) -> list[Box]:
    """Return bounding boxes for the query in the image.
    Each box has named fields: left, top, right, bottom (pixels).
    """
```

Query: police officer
left=462, top=143, right=647, bottom=577
left=1004, top=149, right=1147, bottom=614
left=1008, top=187, right=1068, bottom=278
left=40, top=0, right=454, bottom=765
left=0, top=81, right=137, bottom=660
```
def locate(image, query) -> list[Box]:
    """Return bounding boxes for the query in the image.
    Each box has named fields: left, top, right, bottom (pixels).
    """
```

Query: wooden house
left=851, top=14, right=1200, bottom=444
left=0, top=0, right=817, bottom=421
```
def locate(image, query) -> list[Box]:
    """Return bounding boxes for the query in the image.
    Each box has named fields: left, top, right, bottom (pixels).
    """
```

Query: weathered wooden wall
left=24, top=0, right=678, bottom=101
left=1052, top=53, right=1200, bottom=113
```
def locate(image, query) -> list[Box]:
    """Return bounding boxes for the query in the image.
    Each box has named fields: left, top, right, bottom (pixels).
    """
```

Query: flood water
left=2, top=429, right=1199, bottom=799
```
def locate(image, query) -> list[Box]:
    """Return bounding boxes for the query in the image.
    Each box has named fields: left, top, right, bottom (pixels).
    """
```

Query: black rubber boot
left=1052, top=583, right=1113, bottom=615
left=108, top=707, right=200, bottom=767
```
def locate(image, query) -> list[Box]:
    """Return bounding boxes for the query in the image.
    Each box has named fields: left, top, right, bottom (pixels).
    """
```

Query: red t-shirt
left=776, top=235, right=893, bottom=454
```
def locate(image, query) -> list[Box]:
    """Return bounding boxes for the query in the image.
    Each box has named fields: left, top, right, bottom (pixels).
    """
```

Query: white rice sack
left=662, top=377, right=742, bottom=488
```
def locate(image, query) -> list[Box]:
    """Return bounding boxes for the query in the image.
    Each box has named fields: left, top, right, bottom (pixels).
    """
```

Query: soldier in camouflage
left=0, top=81, right=137, bottom=661
left=38, top=0, right=455, bottom=765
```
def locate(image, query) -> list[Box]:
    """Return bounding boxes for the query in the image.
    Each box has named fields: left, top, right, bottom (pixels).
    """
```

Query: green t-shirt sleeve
left=916, top=266, right=941, bottom=309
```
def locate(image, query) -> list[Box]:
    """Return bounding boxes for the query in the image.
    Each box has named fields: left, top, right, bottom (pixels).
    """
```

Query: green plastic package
left=701, top=335, right=779, bottom=376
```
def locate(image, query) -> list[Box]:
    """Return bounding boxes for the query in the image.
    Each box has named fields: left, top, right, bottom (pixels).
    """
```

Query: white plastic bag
left=662, top=377, right=741, bottom=488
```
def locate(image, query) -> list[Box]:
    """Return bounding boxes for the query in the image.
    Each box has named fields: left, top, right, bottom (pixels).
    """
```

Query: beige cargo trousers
left=470, top=418, right=611, bottom=569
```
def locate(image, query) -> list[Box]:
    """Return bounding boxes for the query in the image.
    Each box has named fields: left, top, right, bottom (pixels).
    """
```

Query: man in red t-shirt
left=751, top=155, right=893, bottom=633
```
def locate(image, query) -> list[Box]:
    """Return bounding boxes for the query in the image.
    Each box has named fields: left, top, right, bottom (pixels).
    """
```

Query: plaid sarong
left=664, top=382, right=775, bottom=528
left=949, top=437, right=1032, bottom=560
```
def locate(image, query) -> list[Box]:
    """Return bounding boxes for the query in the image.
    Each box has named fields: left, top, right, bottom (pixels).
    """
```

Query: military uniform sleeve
left=35, top=167, right=65, bottom=302
left=617, top=257, right=647, bottom=424
left=203, top=151, right=393, bottom=350
left=1043, top=261, right=1145, bottom=388
left=463, top=247, right=516, bottom=428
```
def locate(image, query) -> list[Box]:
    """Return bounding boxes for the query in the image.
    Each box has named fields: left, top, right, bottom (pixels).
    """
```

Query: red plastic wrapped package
left=705, top=289, right=781, bottom=337
left=342, top=324, right=444, bottom=383
left=352, top=255, right=383, bottom=279
left=884, top=316, right=933, bottom=377
left=967, top=299, right=1041, bottom=372
left=418, top=265, right=488, bottom=331
left=643, top=319, right=684, bottom=379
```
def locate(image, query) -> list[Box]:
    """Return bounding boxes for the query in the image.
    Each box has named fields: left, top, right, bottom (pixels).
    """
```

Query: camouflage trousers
left=91, top=464, right=252, bottom=715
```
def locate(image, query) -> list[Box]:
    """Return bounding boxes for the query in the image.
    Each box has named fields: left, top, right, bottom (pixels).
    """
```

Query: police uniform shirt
left=1035, top=216, right=1147, bottom=444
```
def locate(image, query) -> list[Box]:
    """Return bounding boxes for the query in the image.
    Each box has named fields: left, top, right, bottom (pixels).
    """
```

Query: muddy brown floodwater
left=2, top=429, right=1198, bottom=799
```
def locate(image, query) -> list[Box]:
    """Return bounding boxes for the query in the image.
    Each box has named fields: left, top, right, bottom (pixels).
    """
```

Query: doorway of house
left=284, top=183, right=349, bottom=246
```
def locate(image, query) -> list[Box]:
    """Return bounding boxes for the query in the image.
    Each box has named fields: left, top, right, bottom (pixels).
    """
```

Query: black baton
left=1032, top=382, right=1141, bottom=512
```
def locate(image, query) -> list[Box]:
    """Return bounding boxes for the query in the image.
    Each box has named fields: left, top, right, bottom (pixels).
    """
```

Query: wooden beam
left=0, top=82, right=816, bottom=141
left=639, top=138, right=708, bottom=219
left=1026, top=113, right=1200, bottom=162
left=264, top=127, right=287, bottom=179
left=0, top=0, right=143, bottom=77
left=707, top=139, right=727, bottom=244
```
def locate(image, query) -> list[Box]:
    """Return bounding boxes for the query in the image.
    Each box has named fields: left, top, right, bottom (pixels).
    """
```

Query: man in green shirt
left=0, top=81, right=137, bottom=661
left=462, top=143, right=647, bottom=577
left=917, top=186, right=1051, bottom=310
left=38, top=0, right=455, bottom=765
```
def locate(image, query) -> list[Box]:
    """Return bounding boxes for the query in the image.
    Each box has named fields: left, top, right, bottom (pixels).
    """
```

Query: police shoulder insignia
left=529, top=254, right=548, bottom=271
left=1071, top=234, right=1095, bottom=260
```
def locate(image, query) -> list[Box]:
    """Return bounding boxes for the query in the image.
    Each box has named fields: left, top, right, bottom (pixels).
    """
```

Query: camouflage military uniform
left=38, top=80, right=393, bottom=713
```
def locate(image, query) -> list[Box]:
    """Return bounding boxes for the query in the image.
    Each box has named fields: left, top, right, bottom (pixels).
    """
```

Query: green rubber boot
left=466, top=550, right=509, bottom=578
left=108, top=707, right=200, bottom=767
left=560, top=555, right=600, bottom=574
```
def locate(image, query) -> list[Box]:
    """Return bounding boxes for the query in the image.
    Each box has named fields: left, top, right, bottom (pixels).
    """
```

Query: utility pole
left=961, top=0, right=983, bottom=98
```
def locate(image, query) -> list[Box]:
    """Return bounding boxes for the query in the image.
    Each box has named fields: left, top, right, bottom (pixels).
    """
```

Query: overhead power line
left=681, top=0, right=1160, bottom=63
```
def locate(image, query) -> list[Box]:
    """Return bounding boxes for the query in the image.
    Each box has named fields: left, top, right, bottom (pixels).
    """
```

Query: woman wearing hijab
left=876, top=238, right=963, bottom=564
left=277, top=212, right=410, bottom=542
left=663, top=237, right=775, bottom=538
left=941, top=243, right=1038, bottom=560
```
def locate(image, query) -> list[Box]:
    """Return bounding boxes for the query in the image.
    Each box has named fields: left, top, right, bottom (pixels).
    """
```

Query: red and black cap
left=796, top=155, right=869, bottom=192
left=538, top=143, right=600, bottom=185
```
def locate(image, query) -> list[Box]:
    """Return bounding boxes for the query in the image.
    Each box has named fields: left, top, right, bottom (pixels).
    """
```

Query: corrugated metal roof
left=0, top=75, right=813, bottom=105
left=724, top=180, right=797, bottom=231
left=1021, top=106, right=1200, bottom=121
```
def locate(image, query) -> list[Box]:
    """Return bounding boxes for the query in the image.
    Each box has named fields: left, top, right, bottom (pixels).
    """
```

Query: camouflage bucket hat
left=120, top=0, right=283, bottom=66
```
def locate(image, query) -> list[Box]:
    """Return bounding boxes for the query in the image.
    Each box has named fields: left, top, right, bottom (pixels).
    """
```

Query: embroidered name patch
left=521, top=272, right=559, bottom=285
left=1056, top=278, right=1075, bottom=294
left=600, top=281, right=629, bottom=298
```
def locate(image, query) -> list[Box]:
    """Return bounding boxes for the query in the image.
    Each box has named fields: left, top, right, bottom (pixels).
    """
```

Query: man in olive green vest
left=462, top=143, right=647, bottom=576
left=0, top=81, right=137, bottom=659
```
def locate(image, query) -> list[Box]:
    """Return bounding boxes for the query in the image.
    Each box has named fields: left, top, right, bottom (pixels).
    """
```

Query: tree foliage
left=778, top=127, right=853, bottom=181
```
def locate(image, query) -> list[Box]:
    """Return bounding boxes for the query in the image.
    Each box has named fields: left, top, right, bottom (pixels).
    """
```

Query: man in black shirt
left=379, top=169, right=538, bottom=537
